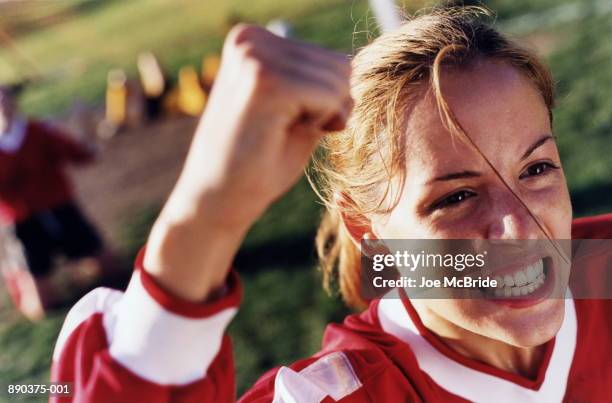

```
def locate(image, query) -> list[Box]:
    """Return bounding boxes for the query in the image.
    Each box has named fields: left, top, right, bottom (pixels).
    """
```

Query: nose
left=486, top=190, right=542, bottom=240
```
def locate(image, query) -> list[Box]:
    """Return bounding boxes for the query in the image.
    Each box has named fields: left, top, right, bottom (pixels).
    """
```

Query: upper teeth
left=491, top=259, right=545, bottom=297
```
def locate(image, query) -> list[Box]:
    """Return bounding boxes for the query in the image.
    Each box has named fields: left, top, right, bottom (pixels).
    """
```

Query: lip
left=484, top=257, right=556, bottom=308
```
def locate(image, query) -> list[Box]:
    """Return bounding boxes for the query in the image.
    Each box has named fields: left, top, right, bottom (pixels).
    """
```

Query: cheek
left=378, top=196, right=432, bottom=239
left=380, top=193, right=481, bottom=239
left=429, top=208, right=487, bottom=238
left=526, top=177, right=573, bottom=238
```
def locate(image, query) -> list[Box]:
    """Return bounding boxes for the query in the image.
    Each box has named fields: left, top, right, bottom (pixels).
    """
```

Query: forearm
left=143, top=189, right=253, bottom=303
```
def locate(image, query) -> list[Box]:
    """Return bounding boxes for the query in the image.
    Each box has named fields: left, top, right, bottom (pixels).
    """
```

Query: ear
left=334, top=192, right=389, bottom=260
left=334, top=192, right=371, bottom=245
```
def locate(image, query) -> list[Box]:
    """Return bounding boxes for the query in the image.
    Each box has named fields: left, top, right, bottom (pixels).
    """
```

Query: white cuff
left=107, top=271, right=238, bottom=385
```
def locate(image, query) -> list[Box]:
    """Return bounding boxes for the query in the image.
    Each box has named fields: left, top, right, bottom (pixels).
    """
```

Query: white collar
left=378, top=293, right=577, bottom=402
left=0, top=118, right=27, bottom=153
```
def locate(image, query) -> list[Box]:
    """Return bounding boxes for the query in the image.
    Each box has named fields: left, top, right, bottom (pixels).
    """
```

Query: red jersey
left=0, top=119, right=94, bottom=224
left=51, top=214, right=612, bottom=402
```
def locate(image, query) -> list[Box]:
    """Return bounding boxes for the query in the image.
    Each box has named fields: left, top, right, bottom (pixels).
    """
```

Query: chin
left=495, top=298, right=566, bottom=348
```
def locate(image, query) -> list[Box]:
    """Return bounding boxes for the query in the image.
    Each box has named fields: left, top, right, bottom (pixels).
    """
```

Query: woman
left=51, top=8, right=611, bottom=402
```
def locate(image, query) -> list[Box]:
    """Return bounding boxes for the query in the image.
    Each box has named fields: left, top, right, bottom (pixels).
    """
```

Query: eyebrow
left=428, top=170, right=482, bottom=184
left=521, top=134, right=555, bottom=160
left=426, top=134, right=556, bottom=184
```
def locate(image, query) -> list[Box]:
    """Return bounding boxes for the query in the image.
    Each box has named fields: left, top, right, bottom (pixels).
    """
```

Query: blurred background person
left=0, top=84, right=105, bottom=319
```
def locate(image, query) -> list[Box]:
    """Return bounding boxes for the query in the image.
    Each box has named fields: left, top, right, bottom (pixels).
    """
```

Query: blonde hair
left=311, top=7, right=555, bottom=309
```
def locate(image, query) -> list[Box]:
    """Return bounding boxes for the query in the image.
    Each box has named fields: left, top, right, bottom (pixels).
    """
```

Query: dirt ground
left=69, top=116, right=198, bottom=250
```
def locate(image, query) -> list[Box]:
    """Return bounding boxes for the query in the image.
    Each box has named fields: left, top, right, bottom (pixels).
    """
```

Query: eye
left=519, top=161, right=560, bottom=179
left=432, top=190, right=476, bottom=210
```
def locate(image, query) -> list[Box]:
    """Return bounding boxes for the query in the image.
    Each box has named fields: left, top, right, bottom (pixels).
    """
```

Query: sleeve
left=50, top=247, right=242, bottom=403
left=39, top=122, right=97, bottom=165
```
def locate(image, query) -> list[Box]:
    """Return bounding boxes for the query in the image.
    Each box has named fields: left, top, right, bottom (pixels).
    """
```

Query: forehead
left=403, top=59, right=551, bottom=179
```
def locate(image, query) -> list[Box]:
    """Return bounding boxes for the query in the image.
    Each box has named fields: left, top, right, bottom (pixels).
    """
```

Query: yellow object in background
left=202, top=54, right=221, bottom=89
left=105, top=69, right=127, bottom=126
left=178, top=66, right=207, bottom=117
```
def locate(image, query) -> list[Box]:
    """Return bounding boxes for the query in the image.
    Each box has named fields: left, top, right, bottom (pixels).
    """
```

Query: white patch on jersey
left=378, top=295, right=578, bottom=403
left=272, top=351, right=362, bottom=403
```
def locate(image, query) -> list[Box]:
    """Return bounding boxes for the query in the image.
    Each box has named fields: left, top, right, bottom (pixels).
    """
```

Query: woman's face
left=371, top=59, right=572, bottom=347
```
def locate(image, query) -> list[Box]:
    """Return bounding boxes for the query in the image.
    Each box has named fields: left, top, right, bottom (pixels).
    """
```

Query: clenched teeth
left=490, top=259, right=545, bottom=297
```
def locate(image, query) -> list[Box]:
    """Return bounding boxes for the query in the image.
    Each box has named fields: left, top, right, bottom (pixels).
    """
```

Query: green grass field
left=0, top=0, right=610, bottom=400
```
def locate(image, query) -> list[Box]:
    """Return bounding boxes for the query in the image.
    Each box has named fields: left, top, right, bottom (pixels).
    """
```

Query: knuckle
left=229, top=44, right=276, bottom=90
left=235, top=41, right=258, bottom=60
left=226, top=24, right=264, bottom=48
